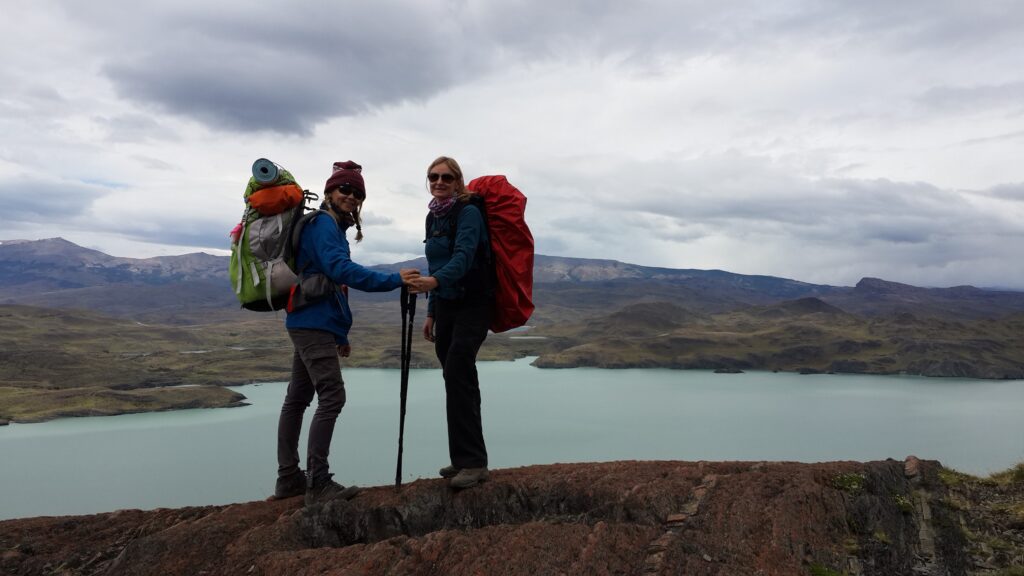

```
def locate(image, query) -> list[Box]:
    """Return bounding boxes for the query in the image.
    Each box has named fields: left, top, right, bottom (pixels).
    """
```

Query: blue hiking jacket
left=424, top=202, right=489, bottom=317
left=286, top=212, right=402, bottom=345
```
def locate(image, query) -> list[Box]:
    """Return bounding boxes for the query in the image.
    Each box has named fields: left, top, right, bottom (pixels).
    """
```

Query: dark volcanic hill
left=827, top=277, right=1024, bottom=319
left=534, top=297, right=1024, bottom=378
left=4, top=457, right=1017, bottom=576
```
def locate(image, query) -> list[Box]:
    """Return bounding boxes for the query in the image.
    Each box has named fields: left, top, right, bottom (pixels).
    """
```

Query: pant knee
left=281, top=393, right=313, bottom=414
left=316, top=385, right=345, bottom=415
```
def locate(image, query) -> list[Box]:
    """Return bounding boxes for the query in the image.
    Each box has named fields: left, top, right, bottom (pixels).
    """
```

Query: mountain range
left=3, top=237, right=1024, bottom=424
left=4, top=237, right=1023, bottom=324
left=4, top=245, right=1023, bottom=572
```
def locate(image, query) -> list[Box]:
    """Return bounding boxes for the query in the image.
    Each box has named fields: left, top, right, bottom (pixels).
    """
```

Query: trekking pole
left=395, top=287, right=417, bottom=490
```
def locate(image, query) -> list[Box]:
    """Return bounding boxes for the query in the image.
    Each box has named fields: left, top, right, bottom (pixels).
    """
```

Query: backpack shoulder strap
left=288, top=207, right=325, bottom=274
left=462, top=196, right=489, bottom=256
left=448, top=197, right=492, bottom=269
left=445, top=200, right=469, bottom=246
left=283, top=190, right=319, bottom=256
left=424, top=201, right=470, bottom=251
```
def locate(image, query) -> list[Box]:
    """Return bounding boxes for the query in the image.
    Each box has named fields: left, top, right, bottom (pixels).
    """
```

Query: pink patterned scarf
left=428, top=196, right=458, bottom=218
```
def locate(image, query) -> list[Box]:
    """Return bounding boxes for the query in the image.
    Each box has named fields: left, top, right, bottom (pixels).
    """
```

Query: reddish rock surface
left=0, top=459, right=977, bottom=575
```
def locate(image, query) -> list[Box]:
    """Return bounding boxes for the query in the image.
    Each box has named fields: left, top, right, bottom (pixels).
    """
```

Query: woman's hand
left=399, top=268, right=420, bottom=284
left=337, top=344, right=351, bottom=357
left=408, top=276, right=439, bottom=294
left=423, top=317, right=435, bottom=342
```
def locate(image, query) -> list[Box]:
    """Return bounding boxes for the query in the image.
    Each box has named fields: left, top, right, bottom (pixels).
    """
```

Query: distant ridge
left=0, top=237, right=226, bottom=286
left=3, top=239, right=1024, bottom=397
left=3, top=237, right=1024, bottom=323
left=0, top=237, right=236, bottom=324
left=828, top=276, right=1024, bottom=318
left=751, top=296, right=852, bottom=318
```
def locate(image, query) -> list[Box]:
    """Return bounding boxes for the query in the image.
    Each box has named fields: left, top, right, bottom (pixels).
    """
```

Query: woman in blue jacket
left=273, top=161, right=419, bottom=505
left=413, top=156, right=494, bottom=489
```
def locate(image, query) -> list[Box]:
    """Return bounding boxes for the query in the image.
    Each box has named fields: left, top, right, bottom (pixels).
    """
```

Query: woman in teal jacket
left=414, top=156, right=494, bottom=489
left=274, top=161, right=418, bottom=505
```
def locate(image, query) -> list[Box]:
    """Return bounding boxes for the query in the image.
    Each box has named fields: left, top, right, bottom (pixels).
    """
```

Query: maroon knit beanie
left=324, top=161, right=365, bottom=195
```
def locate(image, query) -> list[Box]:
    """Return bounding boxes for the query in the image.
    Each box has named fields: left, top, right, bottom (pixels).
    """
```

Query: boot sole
left=266, top=491, right=304, bottom=502
left=450, top=475, right=489, bottom=489
left=270, top=471, right=307, bottom=501
left=304, top=485, right=361, bottom=506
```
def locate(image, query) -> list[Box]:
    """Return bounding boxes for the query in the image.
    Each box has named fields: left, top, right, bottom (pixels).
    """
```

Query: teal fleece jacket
left=424, top=203, right=489, bottom=316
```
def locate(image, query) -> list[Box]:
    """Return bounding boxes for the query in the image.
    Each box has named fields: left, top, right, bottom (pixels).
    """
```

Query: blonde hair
left=427, top=156, right=473, bottom=201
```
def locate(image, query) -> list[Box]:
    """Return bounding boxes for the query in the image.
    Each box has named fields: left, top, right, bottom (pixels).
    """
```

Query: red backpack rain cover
left=467, top=175, right=535, bottom=333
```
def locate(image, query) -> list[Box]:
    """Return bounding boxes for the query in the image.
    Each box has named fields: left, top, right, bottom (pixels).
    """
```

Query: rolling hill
left=2, top=237, right=1023, bottom=423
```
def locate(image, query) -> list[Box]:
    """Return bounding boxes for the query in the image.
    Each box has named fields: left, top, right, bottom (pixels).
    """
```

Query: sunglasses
left=335, top=185, right=365, bottom=200
left=427, top=172, right=456, bottom=183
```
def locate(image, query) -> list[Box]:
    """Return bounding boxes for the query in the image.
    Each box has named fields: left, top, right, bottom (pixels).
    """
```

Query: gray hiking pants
left=277, top=329, right=346, bottom=484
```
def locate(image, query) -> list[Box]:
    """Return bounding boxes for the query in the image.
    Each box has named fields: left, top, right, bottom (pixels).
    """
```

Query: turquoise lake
left=1, top=358, right=1022, bottom=520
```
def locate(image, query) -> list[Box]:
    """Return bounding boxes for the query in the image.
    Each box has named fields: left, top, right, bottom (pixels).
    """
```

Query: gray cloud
left=83, top=1, right=476, bottom=135
left=524, top=151, right=1022, bottom=285
left=918, top=82, right=1024, bottom=114
left=100, top=206, right=416, bottom=259
left=105, top=56, right=344, bottom=135
left=131, top=155, right=181, bottom=171
left=959, top=130, right=1024, bottom=147
left=983, top=183, right=1024, bottom=202
left=5, top=1, right=1022, bottom=289
left=121, top=227, right=234, bottom=252
left=0, top=178, right=107, bottom=223
left=53, top=0, right=1024, bottom=135
left=351, top=229, right=426, bottom=260
left=95, top=114, right=180, bottom=143
left=360, top=212, right=394, bottom=226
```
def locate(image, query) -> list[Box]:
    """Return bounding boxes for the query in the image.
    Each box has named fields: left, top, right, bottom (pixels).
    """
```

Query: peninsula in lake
left=2, top=238, right=1023, bottom=423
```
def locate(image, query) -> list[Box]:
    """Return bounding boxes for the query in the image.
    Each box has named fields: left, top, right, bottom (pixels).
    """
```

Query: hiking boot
left=450, top=467, right=489, bottom=489
left=304, top=473, right=360, bottom=506
left=439, top=465, right=459, bottom=479
left=268, top=469, right=306, bottom=501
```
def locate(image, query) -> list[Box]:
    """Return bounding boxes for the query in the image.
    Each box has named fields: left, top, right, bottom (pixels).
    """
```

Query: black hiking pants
left=277, top=329, right=346, bottom=484
left=433, top=296, right=492, bottom=469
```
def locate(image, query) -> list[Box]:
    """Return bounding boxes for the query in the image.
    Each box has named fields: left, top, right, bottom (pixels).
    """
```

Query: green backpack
left=229, top=159, right=317, bottom=311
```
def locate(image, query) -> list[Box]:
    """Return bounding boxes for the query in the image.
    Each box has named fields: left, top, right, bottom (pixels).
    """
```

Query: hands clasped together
left=399, top=268, right=438, bottom=295
left=397, top=269, right=441, bottom=342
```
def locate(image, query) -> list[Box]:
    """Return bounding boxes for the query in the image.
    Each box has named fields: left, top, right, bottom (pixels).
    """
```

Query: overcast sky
left=3, top=0, right=1023, bottom=288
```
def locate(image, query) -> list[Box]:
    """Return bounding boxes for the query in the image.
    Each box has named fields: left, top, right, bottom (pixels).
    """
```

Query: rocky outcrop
left=0, top=458, right=996, bottom=575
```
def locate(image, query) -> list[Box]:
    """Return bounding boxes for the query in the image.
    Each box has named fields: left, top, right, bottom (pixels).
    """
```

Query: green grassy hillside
left=532, top=299, right=1024, bottom=379
left=3, top=297, right=1022, bottom=423
left=0, top=305, right=547, bottom=423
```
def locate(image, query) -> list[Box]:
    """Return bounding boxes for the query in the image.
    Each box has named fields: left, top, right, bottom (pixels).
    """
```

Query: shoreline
left=3, top=359, right=1021, bottom=426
